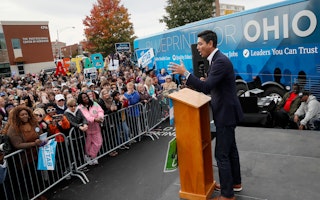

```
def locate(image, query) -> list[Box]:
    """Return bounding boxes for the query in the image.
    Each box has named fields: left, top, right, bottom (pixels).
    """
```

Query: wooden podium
left=168, top=88, right=215, bottom=200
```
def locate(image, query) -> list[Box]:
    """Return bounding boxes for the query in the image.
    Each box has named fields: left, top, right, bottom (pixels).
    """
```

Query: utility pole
left=56, top=26, right=75, bottom=59
left=215, top=0, right=220, bottom=17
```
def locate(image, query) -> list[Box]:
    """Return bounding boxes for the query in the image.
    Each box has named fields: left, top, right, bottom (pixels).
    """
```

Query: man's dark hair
left=302, top=91, right=310, bottom=96
left=293, top=83, right=300, bottom=91
left=197, top=30, right=217, bottom=47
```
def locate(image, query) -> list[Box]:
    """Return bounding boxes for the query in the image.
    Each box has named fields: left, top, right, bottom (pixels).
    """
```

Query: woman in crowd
left=137, top=83, right=152, bottom=104
left=98, top=88, right=117, bottom=115
left=144, top=76, right=157, bottom=100
left=5, top=106, right=47, bottom=200
left=112, top=91, right=130, bottom=150
left=162, top=75, right=177, bottom=97
left=33, top=108, right=48, bottom=134
left=98, top=89, right=121, bottom=155
left=77, top=92, right=105, bottom=164
left=64, top=98, right=88, bottom=132
left=64, top=98, right=88, bottom=166
left=6, top=105, right=42, bottom=149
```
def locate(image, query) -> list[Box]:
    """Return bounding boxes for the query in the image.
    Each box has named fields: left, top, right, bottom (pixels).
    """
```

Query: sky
left=0, top=0, right=286, bottom=45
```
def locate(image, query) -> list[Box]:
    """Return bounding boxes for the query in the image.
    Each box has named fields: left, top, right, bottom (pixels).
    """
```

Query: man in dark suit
left=169, top=30, right=243, bottom=200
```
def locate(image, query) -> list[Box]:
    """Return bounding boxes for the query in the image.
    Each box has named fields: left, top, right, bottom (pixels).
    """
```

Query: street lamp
left=56, top=26, right=75, bottom=59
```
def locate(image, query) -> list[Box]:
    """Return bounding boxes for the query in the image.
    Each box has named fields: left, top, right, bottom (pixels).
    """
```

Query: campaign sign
left=55, top=61, right=66, bottom=76
left=163, top=137, right=178, bottom=173
left=108, top=59, right=119, bottom=71
left=135, top=48, right=154, bottom=68
left=83, top=57, right=93, bottom=69
left=71, top=57, right=82, bottom=73
left=115, top=42, right=130, bottom=52
left=84, top=67, right=97, bottom=80
left=91, top=53, right=104, bottom=69
left=62, top=58, right=70, bottom=71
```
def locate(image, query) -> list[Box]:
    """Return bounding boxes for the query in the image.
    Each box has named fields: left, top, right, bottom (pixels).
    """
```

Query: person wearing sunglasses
left=64, top=98, right=88, bottom=132
left=54, top=94, right=67, bottom=114
left=43, top=103, right=70, bottom=143
left=33, top=108, right=48, bottom=134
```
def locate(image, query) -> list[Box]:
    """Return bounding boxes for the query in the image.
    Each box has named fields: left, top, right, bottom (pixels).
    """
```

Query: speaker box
left=191, top=44, right=209, bottom=78
left=239, top=97, right=259, bottom=113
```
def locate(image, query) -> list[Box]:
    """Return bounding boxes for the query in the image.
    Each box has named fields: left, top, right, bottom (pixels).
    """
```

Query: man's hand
left=299, top=124, right=305, bottom=130
left=168, top=60, right=187, bottom=75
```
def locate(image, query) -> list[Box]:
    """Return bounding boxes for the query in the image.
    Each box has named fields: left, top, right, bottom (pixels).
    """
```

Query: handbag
left=37, top=139, right=57, bottom=170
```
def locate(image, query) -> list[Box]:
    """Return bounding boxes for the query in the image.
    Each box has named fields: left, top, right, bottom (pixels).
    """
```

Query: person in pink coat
left=77, top=92, right=104, bottom=165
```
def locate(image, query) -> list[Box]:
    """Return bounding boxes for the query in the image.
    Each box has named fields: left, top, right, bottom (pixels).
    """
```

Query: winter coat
left=64, top=108, right=88, bottom=128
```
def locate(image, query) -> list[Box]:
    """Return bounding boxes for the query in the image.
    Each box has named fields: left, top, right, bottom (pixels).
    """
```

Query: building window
left=0, top=63, right=11, bottom=77
left=11, top=38, right=21, bottom=49
left=0, top=33, right=6, bottom=50
left=17, top=63, right=24, bottom=75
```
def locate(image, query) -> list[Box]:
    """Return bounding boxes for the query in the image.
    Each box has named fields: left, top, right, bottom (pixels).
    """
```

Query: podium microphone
left=199, top=63, right=206, bottom=78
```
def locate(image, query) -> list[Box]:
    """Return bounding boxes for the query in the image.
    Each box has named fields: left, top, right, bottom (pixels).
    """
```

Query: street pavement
left=49, top=120, right=320, bottom=200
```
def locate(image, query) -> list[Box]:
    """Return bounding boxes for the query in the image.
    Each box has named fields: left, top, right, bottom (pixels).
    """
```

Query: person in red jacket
left=44, top=103, right=70, bottom=142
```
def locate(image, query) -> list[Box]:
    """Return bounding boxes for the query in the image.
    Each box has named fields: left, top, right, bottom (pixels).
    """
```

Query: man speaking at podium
left=169, top=30, right=243, bottom=200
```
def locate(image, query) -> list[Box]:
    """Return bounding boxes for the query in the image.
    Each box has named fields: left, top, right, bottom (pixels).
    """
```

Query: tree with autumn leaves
left=83, top=0, right=135, bottom=56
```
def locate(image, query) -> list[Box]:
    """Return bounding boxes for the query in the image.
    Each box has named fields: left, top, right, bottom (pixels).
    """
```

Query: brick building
left=0, top=21, right=55, bottom=77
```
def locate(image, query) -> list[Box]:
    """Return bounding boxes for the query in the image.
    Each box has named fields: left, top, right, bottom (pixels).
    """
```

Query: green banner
left=163, top=137, right=178, bottom=173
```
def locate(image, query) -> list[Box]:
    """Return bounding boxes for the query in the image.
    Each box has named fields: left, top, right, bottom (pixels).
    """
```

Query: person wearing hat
left=162, top=74, right=177, bottom=97
left=54, top=94, right=67, bottom=114
left=293, top=91, right=320, bottom=130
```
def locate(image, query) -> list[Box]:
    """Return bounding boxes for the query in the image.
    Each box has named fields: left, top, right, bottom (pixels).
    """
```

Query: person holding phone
left=44, top=103, right=70, bottom=143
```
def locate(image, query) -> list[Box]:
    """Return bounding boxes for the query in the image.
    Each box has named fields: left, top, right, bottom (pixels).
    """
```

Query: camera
left=52, top=114, right=63, bottom=121
left=0, top=135, right=11, bottom=154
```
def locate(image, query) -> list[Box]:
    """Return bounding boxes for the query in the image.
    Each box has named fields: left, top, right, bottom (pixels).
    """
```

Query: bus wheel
left=263, top=86, right=285, bottom=104
left=236, top=83, right=248, bottom=96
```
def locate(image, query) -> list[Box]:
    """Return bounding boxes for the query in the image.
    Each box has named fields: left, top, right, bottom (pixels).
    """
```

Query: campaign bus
left=133, top=0, right=320, bottom=101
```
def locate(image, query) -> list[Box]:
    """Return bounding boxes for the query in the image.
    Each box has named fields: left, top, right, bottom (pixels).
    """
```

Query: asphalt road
left=49, top=120, right=178, bottom=200
left=48, top=120, right=320, bottom=200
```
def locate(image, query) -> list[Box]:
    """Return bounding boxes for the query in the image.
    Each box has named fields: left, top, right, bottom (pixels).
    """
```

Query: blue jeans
left=215, top=126, right=241, bottom=198
left=116, top=120, right=130, bottom=144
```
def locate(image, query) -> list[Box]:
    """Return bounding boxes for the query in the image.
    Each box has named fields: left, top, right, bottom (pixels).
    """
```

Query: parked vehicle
left=134, top=0, right=320, bottom=101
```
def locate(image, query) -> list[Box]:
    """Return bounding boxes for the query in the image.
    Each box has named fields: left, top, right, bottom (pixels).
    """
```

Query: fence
left=1, top=98, right=169, bottom=200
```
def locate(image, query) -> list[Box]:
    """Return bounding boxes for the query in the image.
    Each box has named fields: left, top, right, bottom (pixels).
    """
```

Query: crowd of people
left=0, top=56, right=186, bottom=199
left=0, top=56, right=189, bottom=157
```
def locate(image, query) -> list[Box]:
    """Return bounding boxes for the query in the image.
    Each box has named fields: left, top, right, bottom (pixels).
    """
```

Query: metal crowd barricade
left=145, top=94, right=170, bottom=131
left=1, top=99, right=171, bottom=199
left=68, top=103, right=150, bottom=173
left=0, top=132, right=84, bottom=200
